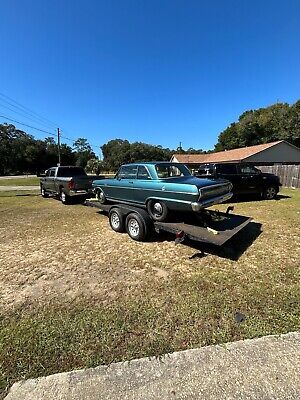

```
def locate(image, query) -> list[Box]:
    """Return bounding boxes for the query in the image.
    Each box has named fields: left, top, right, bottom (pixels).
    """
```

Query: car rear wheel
left=263, top=186, right=277, bottom=200
left=60, top=189, right=70, bottom=205
left=147, top=200, right=168, bottom=222
left=109, top=208, right=125, bottom=233
left=125, top=213, right=146, bottom=241
left=95, top=188, right=107, bottom=204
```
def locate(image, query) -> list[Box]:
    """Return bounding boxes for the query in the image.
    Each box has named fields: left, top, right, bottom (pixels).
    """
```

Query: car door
left=107, top=165, right=138, bottom=202
left=239, top=164, right=261, bottom=194
left=134, top=165, right=153, bottom=203
left=43, top=168, right=56, bottom=192
left=215, top=164, right=240, bottom=193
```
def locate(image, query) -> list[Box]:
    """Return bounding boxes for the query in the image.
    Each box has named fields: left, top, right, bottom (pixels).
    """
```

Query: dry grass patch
left=0, top=189, right=299, bottom=397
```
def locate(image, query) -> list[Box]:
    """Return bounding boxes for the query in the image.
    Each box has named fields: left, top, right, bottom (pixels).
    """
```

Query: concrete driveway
left=5, top=332, right=300, bottom=400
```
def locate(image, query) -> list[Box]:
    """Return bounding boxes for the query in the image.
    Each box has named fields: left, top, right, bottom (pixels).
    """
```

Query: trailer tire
left=109, top=208, right=125, bottom=233
left=40, top=185, right=49, bottom=198
left=147, top=199, right=168, bottom=222
left=125, top=213, right=147, bottom=241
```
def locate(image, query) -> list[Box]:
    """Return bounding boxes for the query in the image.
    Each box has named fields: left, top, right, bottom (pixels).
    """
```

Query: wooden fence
left=258, top=165, right=300, bottom=188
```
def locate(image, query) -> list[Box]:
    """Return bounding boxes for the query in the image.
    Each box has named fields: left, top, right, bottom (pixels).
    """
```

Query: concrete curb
left=0, top=186, right=39, bottom=191
left=5, top=332, right=300, bottom=399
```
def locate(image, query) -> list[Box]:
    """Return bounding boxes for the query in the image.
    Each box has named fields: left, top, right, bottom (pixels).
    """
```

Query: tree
left=215, top=101, right=300, bottom=151
left=73, top=138, right=96, bottom=168
left=101, top=139, right=172, bottom=171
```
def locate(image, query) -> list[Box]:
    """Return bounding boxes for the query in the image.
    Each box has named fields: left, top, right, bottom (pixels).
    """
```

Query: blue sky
left=1, top=0, right=300, bottom=155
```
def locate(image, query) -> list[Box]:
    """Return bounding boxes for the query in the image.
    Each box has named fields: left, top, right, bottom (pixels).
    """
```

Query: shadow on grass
left=227, top=194, right=291, bottom=204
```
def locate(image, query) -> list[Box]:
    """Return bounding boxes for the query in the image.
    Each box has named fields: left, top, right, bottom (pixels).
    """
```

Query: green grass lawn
left=0, top=177, right=40, bottom=186
left=0, top=188, right=299, bottom=398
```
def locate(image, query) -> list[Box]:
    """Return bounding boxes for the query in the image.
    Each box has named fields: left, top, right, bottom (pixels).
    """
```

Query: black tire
left=109, top=208, right=125, bottom=233
left=125, top=213, right=147, bottom=241
left=147, top=199, right=168, bottom=222
left=263, top=186, right=278, bottom=200
left=60, top=189, right=70, bottom=205
left=40, top=185, right=49, bottom=198
left=95, top=188, right=107, bottom=204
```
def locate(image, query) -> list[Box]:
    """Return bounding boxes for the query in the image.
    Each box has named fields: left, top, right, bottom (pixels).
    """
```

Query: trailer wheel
left=109, top=208, right=125, bottom=233
left=147, top=200, right=168, bottom=222
left=95, top=188, right=107, bottom=204
left=40, top=185, right=49, bottom=198
left=60, top=189, right=70, bottom=205
left=125, top=213, right=146, bottom=241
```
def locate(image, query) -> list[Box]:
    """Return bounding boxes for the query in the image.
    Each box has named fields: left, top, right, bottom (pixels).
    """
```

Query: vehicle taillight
left=68, top=179, right=75, bottom=190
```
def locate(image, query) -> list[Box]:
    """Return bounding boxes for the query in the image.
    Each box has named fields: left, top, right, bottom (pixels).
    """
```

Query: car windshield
left=155, top=164, right=191, bottom=178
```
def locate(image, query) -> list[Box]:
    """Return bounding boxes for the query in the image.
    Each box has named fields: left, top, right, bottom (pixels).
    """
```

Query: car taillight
left=68, top=179, right=75, bottom=190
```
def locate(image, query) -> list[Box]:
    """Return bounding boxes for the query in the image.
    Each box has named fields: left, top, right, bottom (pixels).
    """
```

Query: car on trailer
left=92, top=162, right=233, bottom=222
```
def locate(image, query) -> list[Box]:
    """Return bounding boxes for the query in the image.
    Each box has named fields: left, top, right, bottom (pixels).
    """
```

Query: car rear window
left=155, top=164, right=191, bottom=178
left=217, top=164, right=237, bottom=174
left=57, top=167, right=87, bottom=177
left=117, top=165, right=138, bottom=179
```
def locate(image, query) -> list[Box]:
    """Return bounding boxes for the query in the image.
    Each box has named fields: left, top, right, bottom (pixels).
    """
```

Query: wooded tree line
left=215, top=101, right=300, bottom=151
left=0, top=124, right=95, bottom=175
left=1, top=100, right=300, bottom=175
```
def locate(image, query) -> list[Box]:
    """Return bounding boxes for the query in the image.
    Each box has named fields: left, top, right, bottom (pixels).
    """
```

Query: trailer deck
left=85, top=199, right=252, bottom=246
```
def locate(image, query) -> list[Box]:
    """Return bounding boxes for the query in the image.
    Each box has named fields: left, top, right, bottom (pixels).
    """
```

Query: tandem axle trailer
left=85, top=199, right=252, bottom=247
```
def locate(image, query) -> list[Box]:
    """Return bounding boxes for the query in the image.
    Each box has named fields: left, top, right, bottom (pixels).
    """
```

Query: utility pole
left=57, top=127, right=61, bottom=166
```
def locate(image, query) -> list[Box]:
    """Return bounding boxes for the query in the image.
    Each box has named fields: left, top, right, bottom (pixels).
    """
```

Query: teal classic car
left=92, top=162, right=233, bottom=221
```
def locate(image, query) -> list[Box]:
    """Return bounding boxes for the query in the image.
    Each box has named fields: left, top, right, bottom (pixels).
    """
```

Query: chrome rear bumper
left=191, top=192, right=233, bottom=211
left=69, top=190, right=89, bottom=197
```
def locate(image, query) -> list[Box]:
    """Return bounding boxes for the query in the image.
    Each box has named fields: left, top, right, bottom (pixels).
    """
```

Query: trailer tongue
left=85, top=199, right=252, bottom=246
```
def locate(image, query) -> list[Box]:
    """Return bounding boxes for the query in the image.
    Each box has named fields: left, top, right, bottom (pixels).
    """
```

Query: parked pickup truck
left=194, top=163, right=281, bottom=199
left=40, top=166, right=96, bottom=204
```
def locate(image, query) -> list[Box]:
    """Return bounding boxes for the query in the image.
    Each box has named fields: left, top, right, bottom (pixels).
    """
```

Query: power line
left=0, top=101, right=57, bottom=131
left=0, top=92, right=102, bottom=151
left=0, top=115, right=57, bottom=137
left=0, top=114, right=97, bottom=148
left=0, top=92, right=59, bottom=129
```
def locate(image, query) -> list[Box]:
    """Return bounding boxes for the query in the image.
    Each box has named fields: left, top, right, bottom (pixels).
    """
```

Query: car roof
left=122, top=161, right=184, bottom=166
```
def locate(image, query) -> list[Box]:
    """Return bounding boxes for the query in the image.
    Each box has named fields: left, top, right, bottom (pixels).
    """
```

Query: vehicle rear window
left=57, top=167, right=87, bottom=177
left=137, top=166, right=151, bottom=180
left=155, top=164, right=191, bottom=178
left=117, top=165, right=138, bottom=179
left=217, top=164, right=237, bottom=174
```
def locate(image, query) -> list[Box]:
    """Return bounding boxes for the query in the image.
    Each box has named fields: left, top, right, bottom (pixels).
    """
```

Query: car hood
left=161, top=176, right=230, bottom=188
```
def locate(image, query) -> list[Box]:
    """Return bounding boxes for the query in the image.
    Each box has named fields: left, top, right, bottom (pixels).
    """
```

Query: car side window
left=240, top=165, right=257, bottom=174
left=137, top=166, right=151, bottom=180
left=118, top=165, right=138, bottom=179
left=45, top=170, right=51, bottom=177
left=217, top=164, right=237, bottom=174
left=49, top=169, right=55, bottom=177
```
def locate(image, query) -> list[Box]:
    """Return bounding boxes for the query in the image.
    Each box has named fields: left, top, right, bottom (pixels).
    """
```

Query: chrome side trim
left=94, top=185, right=197, bottom=196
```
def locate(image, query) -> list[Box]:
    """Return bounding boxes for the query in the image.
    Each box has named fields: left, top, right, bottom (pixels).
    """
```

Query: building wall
left=246, top=142, right=300, bottom=164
